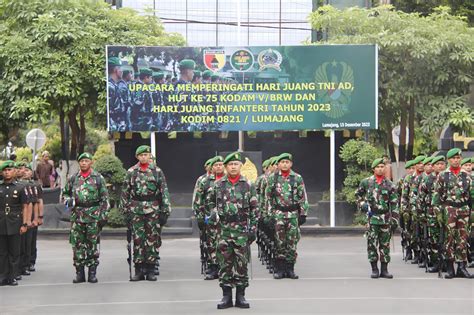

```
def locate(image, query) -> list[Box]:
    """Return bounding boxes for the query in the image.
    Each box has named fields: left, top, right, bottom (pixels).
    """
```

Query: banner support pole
left=330, top=130, right=336, bottom=227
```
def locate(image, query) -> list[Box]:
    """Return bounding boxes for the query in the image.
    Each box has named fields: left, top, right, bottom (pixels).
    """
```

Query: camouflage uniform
left=356, top=176, right=399, bottom=264
left=130, top=80, right=153, bottom=131
left=192, top=172, right=221, bottom=276
left=432, top=170, right=473, bottom=264
left=418, top=172, right=441, bottom=268
left=120, top=163, right=171, bottom=266
left=400, top=172, right=416, bottom=258
left=63, top=170, right=110, bottom=268
left=207, top=175, right=257, bottom=289
left=265, top=170, right=309, bottom=276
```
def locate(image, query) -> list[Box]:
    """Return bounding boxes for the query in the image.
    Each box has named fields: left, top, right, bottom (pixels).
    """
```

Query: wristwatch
left=38, top=216, right=44, bottom=219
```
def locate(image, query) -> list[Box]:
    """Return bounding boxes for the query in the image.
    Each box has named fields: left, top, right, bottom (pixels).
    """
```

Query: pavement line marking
left=30, top=296, right=474, bottom=308
left=3, top=276, right=457, bottom=288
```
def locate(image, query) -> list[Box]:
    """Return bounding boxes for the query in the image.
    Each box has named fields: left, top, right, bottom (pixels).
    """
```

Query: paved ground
left=1, top=235, right=473, bottom=315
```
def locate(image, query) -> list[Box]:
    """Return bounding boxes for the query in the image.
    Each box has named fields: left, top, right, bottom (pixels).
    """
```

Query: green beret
left=193, top=70, right=202, bottom=78
left=25, top=163, right=33, bottom=171
left=277, top=153, right=293, bottom=163
left=431, top=156, right=445, bottom=164
left=165, top=74, right=172, bottom=79
left=210, top=156, right=224, bottom=167
left=472, top=157, right=474, bottom=163
left=262, top=159, right=270, bottom=169
left=405, top=160, right=414, bottom=169
left=461, top=157, right=472, bottom=166
left=446, top=148, right=462, bottom=159
left=77, top=152, right=93, bottom=161
left=204, top=158, right=214, bottom=167
left=202, top=70, right=213, bottom=79
left=413, top=155, right=426, bottom=165
left=15, top=161, right=27, bottom=169
left=139, top=68, right=153, bottom=76
left=179, top=59, right=196, bottom=70
left=135, top=145, right=151, bottom=156
left=211, top=74, right=219, bottom=81
left=153, top=72, right=164, bottom=79
left=371, top=158, right=384, bottom=169
left=122, top=70, right=131, bottom=76
left=0, top=160, right=16, bottom=171
left=422, top=157, right=433, bottom=165
left=270, top=156, right=279, bottom=166
left=108, top=57, right=122, bottom=67
left=223, top=152, right=242, bottom=165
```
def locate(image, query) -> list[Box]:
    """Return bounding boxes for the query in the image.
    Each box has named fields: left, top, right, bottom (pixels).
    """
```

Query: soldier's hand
left=32, top=219, right=39, bottom=227
left=247, top=232, right=256, bottom=244
left=99, top=220, right=107, bottom=229
left=197, top=218, right=205, bottom=230
left=159, top=215, right=168, bottom=226
left=298, top=215, right=307, bottom=226
left=20, top=226, right=27, bottom=234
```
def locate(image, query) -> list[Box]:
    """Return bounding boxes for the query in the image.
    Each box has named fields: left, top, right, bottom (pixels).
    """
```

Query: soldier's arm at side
left=157, top=169, right=171, bottom=217
left=389, top=182, right=400, bottom=223
left=296, top=176, right=309, bottom=217
left=192, top=178, right=205, bottom=222
left=20, top=187, right=29, bottom=233
left=355, top=178, right=368, bottom=211
left=98, top=175, right=111, bottom=221
left=264, top=175, right=274, bottom=217
left=248, top=182, right=258, bottom=233
left=431, top=175, right=444, bottom=221
left=119, top=171, right=132, bottom=216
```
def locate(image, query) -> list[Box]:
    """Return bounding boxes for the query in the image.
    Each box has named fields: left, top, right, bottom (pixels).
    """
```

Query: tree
left=0, top=0, right=185, bottom=158
left=309, top=6, right=474, bottom=162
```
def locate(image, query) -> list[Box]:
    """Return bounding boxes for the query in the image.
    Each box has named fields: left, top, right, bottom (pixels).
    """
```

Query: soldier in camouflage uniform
left=121, top=145, right=171, bottom=281
left=416, top=156, right=434, bottom=269
left=167, top=59, right=195, bottom=131
left=108, top=57, right=127, bottom=131
left=432, top=148, right=474, bottom=279
left=397, top=160, right=414, bottom=260
left=401, top=155, right=426, bottom=265
left=193, top=156, right=225, bottom=280
left=207, top=152, right=257, bottom=309
left=62, top=152, right=109, bottom=284
left=356, top=158, right=399, bottom=279
left=131, top=68, right=154, bottom=131
left=265, top=153, right=309, bottom=280
left=419, top=156, right=445, bottom=272
left=0, top=161, right=30, bottom=286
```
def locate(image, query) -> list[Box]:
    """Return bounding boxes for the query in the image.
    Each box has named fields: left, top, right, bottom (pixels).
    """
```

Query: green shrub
left=93, top=155, right=126, bottom=209
left=107, top=207, right=126, bottom=228
left=14, top=147, right=33, bottom=162
left=353, top=211, right=367, bottom=226
left=339, top=139, right=383, bottom=204
left=93, top=143, right=113, bottom=161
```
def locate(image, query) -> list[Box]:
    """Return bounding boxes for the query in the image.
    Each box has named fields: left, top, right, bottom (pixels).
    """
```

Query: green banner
left=106, top=45, right=377, bottom=132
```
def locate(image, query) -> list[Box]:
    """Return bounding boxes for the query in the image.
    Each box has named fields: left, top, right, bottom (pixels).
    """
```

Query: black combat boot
left=130, top=264, right=145, bottom=281
left=411, top=251, right=419, bottom=264
left=205, top=264, right=219, bottom=280
left=370, top=261, right=379, bottom=279
left=154, top=261, right=160, bottom=276
left=286, top=262, right=299, bottom=279
left=8, top=278, right=18, bottom=286
left=88, top=265, right=98, bottom=283
left=455, top=262, right=473, bottom=278
left=444, top=261, right=455, bottom=279
left=146, top=264, right=157, bottom=281
left=428, top=260, right=440, bottom=273
left=28, top=264, right=36, bottom=272
left=73, top=266, right=86, bottom=284
left=235, top=286, right=250, bottom=308
left=379, top=262, right=393, bottom=279
left=406, top=248, right=413, bottom=260
left=217, top=286, right=233, bottom=309
left=273, top=259, right=285, bottom=279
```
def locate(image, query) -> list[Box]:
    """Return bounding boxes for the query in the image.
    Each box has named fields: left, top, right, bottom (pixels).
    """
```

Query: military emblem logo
left=257, top=48, right=282, bottom=71
left=203, top=49, right=226, bottom=72
left=230, top=49, right=254, bottom=72
left=314, top=60, right=354, bottom=119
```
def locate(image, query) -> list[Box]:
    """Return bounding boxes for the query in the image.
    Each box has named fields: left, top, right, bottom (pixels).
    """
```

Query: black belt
left=446, top=201, right=469, bottom=208
left=132, top=195, right=159, bottom=202
left=276, top=205, right=299, bottom=212
left=221, top=214, right=247, bottom=223
left=76, top=202, right=100, bottom=207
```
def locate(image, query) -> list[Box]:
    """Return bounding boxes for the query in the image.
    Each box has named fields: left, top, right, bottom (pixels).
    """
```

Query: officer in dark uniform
left=0, top=161, right=30, bottom=286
